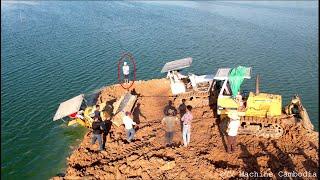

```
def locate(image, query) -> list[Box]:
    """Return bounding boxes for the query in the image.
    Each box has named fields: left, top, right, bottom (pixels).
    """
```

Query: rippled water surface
left=1, top=1, right=318, bottom=179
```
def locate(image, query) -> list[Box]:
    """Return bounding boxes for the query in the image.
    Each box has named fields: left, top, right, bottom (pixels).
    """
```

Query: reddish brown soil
left=52, top=79, right=319, bottom=180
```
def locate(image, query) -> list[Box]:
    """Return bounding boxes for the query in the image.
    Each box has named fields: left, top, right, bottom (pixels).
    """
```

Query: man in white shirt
left=123, top=111, right=136, bottom=143
left=226, top=112, right=241, bottom=153
left=122, top=62, right=130, bottom=84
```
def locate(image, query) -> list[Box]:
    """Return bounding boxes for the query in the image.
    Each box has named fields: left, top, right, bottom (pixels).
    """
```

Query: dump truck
left=53, top=92, right=137, bottom=128
left=214, top=66, right=314, bottom=138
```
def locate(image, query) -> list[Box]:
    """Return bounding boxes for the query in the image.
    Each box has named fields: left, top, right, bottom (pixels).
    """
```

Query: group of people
left=91, top=105, right=112, bottom=152
left=89, top=91, right=244, bottom=154
left=90, top=99, right=194, bottom=151
left=162, top=99, right=193, bottom=147
left=118, top=99, right=194, bottom=147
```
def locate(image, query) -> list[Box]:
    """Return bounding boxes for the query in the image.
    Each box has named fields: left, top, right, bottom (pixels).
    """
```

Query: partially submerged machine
left=213, top=66, right=314, bottom=138
left=161, top=57, right=215, bottom=108
left=53, top=92, right=137, bottom=128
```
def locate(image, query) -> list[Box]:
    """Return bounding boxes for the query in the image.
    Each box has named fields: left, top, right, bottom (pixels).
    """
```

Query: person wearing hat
left=122, top=61, right=130, bottom=84
left=91, top=115, right=104, bottom=151
left=226, top=111, right=241, bottom=153
left=236, top=91, right=245, bottom=111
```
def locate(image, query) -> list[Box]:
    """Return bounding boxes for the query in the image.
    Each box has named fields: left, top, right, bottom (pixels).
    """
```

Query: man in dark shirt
left=101, top=113, right=113, bottom=149
left=178, top=99, right=187, bottom=132
left=94, top=105, right=101, bottom=120
left=163, top=100, right=177, bottom=116
left=91, top=116, right=104, bottom=151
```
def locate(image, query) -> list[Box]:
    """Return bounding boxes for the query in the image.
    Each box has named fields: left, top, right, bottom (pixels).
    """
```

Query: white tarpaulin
left=53, top=94, right=84, bottom=121
left=214, top=67, right=252, bottom=80
left=161, top=57, right=193, bottom=73
left=193, top=74, right=214, bottom=83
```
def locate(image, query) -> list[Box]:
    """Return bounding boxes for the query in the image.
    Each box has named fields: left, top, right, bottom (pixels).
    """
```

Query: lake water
left=1, top=1, right=318, bottom=179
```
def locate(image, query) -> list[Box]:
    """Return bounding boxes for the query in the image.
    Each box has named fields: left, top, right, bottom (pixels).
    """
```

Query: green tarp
left=229, top=66, right=250, bottom=97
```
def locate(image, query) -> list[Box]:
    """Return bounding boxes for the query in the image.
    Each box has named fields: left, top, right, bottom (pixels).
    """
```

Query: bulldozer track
left=175, top=91, right=210, bottom=99
left=173, top=94, right=213, bottom=108
left=238, top=116, right=286, bottom=139
left=103, top=140, right=152, bottom=164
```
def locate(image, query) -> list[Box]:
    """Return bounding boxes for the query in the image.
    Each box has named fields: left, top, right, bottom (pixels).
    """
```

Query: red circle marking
left=117, top=52, right=136, bottom=90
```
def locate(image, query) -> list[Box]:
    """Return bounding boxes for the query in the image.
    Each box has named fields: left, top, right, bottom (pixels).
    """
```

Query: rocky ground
left=52, top=79, right=319, bottom=180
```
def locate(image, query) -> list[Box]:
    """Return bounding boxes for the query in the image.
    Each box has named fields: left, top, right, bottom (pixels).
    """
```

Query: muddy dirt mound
left=52, top=79, right=319, bottom=179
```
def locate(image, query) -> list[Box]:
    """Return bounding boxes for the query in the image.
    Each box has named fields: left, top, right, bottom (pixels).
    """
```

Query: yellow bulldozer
left=214, top=66, right=314, bottom=138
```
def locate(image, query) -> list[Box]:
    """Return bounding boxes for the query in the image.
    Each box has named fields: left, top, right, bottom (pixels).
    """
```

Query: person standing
left=181, top=105, right=193, bottom=147
left=91, top=116, right=104, bottom=151
left=162, top=110, right=178, bottom=146
left=132, top=103, right=146, bottom=124
left=90, top=105, right=101, bottom=120
left=122, top=61, right=130, bottom=84
left=163, top=100, right=177, bottom=117
left=178, top=99, right=187, bottom=132
left=236, top=92, right=244, bottom=111
left=94, top=105, right=101, bottom=119
left=226, top=112, right=241, bottom=153
left=122, top=111, right=136, bottom=143
left=101, top=113, right=112, bottom=149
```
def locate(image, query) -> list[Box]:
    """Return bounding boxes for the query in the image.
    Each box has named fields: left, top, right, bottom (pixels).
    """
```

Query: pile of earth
left=52, top=79, right=319, bottom=179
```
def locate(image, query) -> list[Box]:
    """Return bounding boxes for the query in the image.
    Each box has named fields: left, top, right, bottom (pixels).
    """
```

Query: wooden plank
left=111, top=94, right=137, bottom=127
left=112, top=95, right=124, bottom=115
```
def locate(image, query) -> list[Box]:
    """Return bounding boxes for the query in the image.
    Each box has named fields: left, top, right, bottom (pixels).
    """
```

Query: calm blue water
left=1, top=1, right=318, bottom=179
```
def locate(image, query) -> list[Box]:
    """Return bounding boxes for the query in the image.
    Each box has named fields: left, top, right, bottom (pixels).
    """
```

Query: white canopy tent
left=53, top=94, right=84, bottom=121
left=214, top=67, right=252, bottom=80
left=161, top=57, right=193, bottom=73
left=213, top=67, right=252, bottom=96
